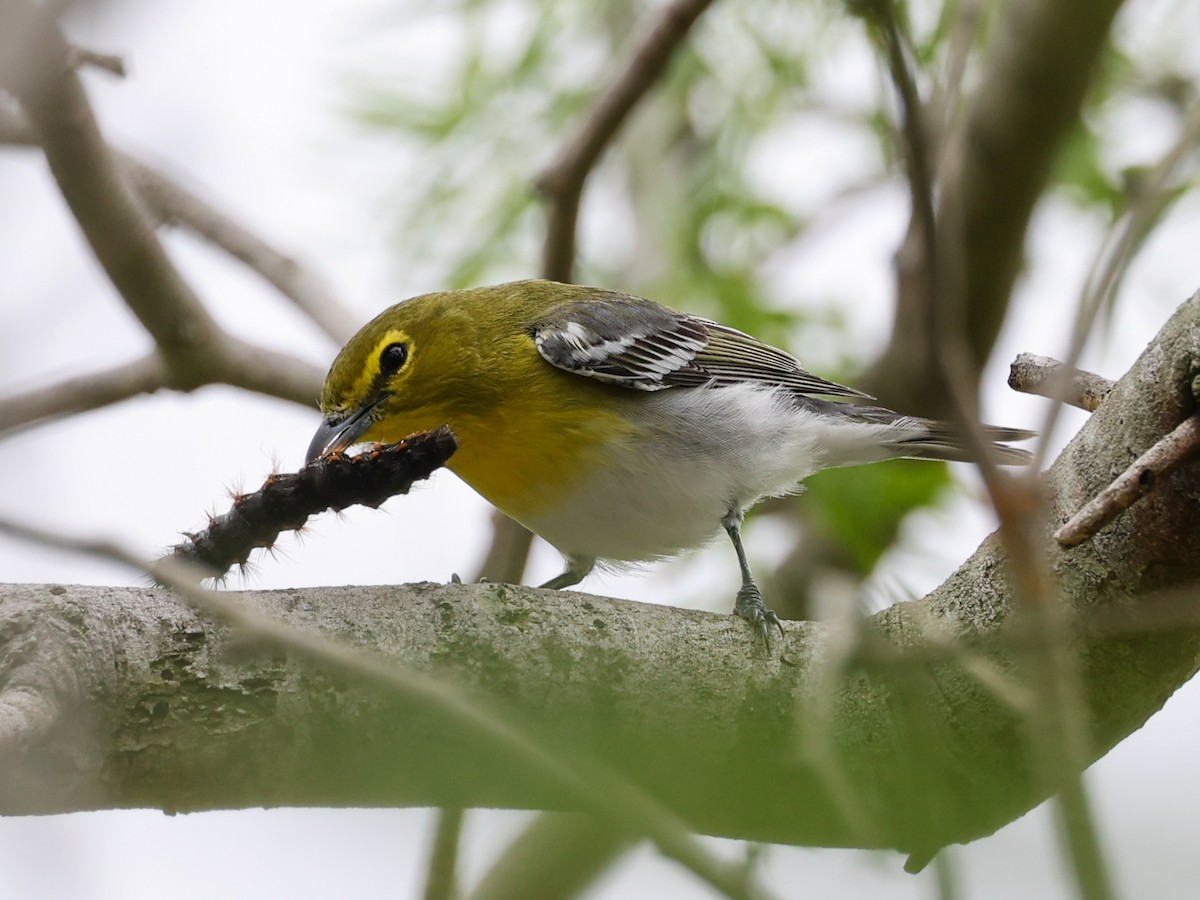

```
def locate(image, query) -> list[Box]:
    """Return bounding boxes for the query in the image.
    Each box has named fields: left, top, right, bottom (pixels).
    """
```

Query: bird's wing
left=531, top=295, right=871, bottom=399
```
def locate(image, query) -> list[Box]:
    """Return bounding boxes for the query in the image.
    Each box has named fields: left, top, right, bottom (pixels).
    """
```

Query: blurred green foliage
left=803, top=459, right=948, bottom=574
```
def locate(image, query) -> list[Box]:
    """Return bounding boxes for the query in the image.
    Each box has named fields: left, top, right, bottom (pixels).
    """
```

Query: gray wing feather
left=533, top=295, right=871, bottom=400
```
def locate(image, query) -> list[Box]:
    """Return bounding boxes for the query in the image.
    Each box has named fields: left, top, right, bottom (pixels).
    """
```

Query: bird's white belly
left=517, top=384, right=894, bottom=563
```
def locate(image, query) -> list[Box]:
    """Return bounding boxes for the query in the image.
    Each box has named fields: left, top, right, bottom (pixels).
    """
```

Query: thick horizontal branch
left=3, top=295, right=1200, bottom=852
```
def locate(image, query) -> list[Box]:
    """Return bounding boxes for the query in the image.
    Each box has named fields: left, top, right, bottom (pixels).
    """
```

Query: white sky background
left=1, top=0, right=1199, bottom=897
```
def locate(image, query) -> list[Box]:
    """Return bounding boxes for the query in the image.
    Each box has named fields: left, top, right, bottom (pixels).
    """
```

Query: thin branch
left=0, top=353, right=166, bottom=436
left=867, top=5, right=1123, bottom=896
left=0, top=104, right=358, bottom=345
left=1053, top=780, right=1116, bottom=900
left=930, top=0, right=985, bottom=136
left=5, top=15, right=224, bottom=373
left=0, top=51, right=328, bottom=419
left=471, top=510, right=533, bottom=584
left=535, top=0, right=714, bottom=282
left=423, top=808, right=464, bottom=900
left=860, top=0, right=986, bottom=430
left=211, top=334, right=326, bottom=408
left=940, top=0, right=1126, bottom=367
left=1007, top=353, right=1114, bottom=412
left=65, top=44, right=126, bottom=78
left=124, top=159, right=359, bottom=344
left=1055, top=414, right=1200, bottom=547
left=468, top=814, right=632, bottom=900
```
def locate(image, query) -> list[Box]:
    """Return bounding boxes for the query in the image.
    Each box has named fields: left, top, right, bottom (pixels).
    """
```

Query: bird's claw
left=734, top=583, right=784, bottom=648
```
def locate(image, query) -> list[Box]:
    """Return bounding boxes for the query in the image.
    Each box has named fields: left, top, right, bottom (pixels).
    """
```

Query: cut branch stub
left=1007, top=353, right=1115, bottom=412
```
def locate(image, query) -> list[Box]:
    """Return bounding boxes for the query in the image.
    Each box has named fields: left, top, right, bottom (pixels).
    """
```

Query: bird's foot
left=734, top=583, right=784, bottom=648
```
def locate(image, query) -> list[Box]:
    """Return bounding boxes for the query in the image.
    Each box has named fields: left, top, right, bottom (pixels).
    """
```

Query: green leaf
left=802, top=459, right=951, bottom=574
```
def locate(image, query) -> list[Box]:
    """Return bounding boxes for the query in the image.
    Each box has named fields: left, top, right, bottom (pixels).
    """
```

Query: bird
left=307, top=279, right=1033, bottom=642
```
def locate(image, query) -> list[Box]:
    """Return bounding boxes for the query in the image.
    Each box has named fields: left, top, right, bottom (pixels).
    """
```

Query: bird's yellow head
left=305, top=283, right=553, bottom=463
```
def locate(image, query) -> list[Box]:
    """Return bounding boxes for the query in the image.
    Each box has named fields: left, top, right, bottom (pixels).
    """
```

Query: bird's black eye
left=379, top=342, right=408, bottom=375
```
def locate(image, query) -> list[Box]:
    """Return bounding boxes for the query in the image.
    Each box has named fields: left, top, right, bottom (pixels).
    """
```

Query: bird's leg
left=540, top=555, right=594, bottom=590
left=722, top=505, right=784, bottom=646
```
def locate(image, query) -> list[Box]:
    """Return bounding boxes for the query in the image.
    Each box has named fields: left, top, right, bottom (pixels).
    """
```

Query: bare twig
left=0, top=105, right=357, bottom=344
left=471, top=510, right=533, bottom=584
left=424, top=808, right=464, bottom=900
left=65, top=44, right=126, bottom=78
left=0, top=516, right=776, bottom=900
left=1054, top=777, right=1115, bottom=900
left=1007, top=353, right=1114, bottom=412
left=468, top=814, right=632, bottom=900
left=0, top=353, right=166, bottom=435
left=1056, top=414, right=1200, bottom=547
left=535, top=0, right=714, bottom=282
left=0, top=20, right=327, bottom=418
left=472, top=5, right=718, bottom=871
left=930, top=0, right=985, bottom=135
left=867, top=3, right=1122, bottom=896
left=939, top=0, right=1126, bottom=368
left=1076, top=92, right=1200, bottom=349
left=7, top=19, right=224, bottom=370
left=124, top=160, right=359, bottom=344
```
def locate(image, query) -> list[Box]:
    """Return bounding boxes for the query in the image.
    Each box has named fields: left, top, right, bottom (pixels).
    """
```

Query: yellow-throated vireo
left=307, top=280, right=1032, bottom=641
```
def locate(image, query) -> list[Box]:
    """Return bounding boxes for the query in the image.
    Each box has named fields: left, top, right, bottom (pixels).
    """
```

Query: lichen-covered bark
left=2, top=294, right=1199, bottom=853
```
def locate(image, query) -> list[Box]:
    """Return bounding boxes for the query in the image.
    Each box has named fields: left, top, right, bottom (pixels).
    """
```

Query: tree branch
left=0, top=353, right=167, bottom=435
left=1007, top=353, right=1114, bottom=412
left=0, top=104, right=358, bottom=346
left=0, top=523, right=770, bottom=900
left=0, top=17, right=329, bottom=421
left=1055, top=414, right=1200, bottom=547
left=940, top=0, right=1126, bottom=366
left=535, top=0, right=714, bottom=283
left=3, top=291, right=1200, bottom=853
left=4, top=14, right=224, bottom=373
left=123, top=159, right=359, bottom=345
left=866, top=0, right=1128, bottom=411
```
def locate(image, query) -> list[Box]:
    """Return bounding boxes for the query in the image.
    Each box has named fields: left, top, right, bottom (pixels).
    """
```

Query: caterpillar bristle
left=160, top=427, right=457, bottom=581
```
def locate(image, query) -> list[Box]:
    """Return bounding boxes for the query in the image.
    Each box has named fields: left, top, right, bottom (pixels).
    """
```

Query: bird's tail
left=893, top=421, right=1036, bottom=466
left=809, top=399, right=1036, bottom=466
